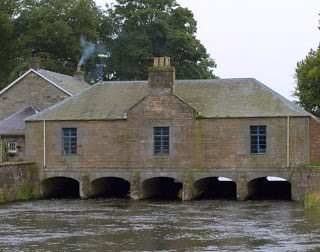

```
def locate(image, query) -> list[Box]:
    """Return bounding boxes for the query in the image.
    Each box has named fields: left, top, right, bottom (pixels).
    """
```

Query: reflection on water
left=0, top=199, right=320, bottom=251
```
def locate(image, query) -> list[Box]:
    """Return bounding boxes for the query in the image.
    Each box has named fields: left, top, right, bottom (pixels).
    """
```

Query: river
left=0, top=199, right=320, bottom=251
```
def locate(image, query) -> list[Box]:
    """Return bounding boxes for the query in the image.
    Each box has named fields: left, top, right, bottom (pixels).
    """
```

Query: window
left=8, top=142, right=17, bottom=153
left=154, top=127, right=169, bottom=155
left=62, top=128, right=77, bottom=155
left=250, top=126, right=266, bottom=154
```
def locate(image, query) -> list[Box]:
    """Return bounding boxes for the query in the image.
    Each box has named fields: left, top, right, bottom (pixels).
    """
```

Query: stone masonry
left=24, top=57, right=320, bottom=202
left=0, top=72, right=68, bottom=120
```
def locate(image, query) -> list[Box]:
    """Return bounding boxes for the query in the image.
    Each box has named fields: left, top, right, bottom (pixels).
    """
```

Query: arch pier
left=39, top=169, right=298, bottom=201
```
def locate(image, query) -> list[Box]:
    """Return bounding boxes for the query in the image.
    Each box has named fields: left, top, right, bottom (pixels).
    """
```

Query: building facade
left=25, top=57, right=320, bottom=201
left=0, top=56, right=90, bottom=161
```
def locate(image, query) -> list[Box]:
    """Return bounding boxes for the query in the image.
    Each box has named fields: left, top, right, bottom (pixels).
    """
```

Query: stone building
left=0, top=56, right=90, bottom=161
left=25, top=57, right=320, bottom=201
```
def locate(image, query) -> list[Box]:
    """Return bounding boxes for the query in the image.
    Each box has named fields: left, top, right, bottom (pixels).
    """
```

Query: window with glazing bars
left=250, top=126, right=266, bottom=154
left=62, top=128, right=77, bottom=155
left=154, top=127, right=169, bottom=155
left=8, top=142, right=17, bottom=153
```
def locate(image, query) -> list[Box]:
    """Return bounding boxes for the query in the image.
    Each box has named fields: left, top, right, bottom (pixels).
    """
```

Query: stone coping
left=0, top=161, right=35, bottom=167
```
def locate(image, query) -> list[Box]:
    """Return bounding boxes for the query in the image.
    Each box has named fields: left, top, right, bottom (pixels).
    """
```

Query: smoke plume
left=78, top=35, right=96, bottom=67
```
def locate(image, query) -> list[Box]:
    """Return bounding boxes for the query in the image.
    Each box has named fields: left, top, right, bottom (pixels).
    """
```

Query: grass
left=306, top=163, right=320, bottom=167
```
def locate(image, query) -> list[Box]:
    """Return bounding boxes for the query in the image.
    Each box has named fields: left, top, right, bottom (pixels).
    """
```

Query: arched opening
left=91, top=177, right=130, bottom=199
left=141, top=177, right=182, bottom=200
left=248, top=177, right=291, bottom=200
left=41, top=177, right=79, bottom=199
left=194, top=177, right=236, bottom=200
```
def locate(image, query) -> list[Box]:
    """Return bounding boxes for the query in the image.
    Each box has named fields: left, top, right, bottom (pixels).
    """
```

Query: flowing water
left=0, top=199, right=320, bottom=251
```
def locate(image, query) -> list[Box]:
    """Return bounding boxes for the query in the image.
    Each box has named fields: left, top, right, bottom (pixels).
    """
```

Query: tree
left=8, top=0, right=103, bottom=82
left=104, top=0, right=217, bottom=80
left=294, top=45, right=320, bottom=117
left=0, top=1, right=21, bottom=89
left=0, top=0, right=217, bottom=88
left=294, top=15, right=320, bottom=117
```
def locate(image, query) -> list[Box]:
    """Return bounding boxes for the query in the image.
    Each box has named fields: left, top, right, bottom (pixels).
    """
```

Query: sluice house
left=21, top=57, right=320, bottom=201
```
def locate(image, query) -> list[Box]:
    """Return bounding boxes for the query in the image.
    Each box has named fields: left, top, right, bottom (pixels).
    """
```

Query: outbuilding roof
left=26, top=78, right=316, bottom=121
left=0, top=68, right=90, bottom=97
left=37, top=69, right=90, bottom=95
left=0, top=105, right=40, bottom=135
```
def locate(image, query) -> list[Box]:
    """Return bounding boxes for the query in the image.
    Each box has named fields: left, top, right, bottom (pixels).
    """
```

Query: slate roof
left=37, top=69, right=90, bottom=95
left=0, top=105, right=40, bottom=135
left=27, top=78, right=316, bottom=121
left=0, top=69, right=90, bottom=97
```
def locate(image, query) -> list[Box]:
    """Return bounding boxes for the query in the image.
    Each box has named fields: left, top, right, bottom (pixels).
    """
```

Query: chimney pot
left=74, top=66, right=84, bottom=81
left=28, top=51, right=40, bottom=70
left=153, top=57, right=170, bottom=67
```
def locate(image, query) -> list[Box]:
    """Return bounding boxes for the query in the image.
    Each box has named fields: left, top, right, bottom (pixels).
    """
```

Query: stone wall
left=25, top=107, right=309, bottom=170
left=1, top=136, right=25, bottom=162
left=0, top=162, right=39, bottom=202
left=199, top=117, right=308, bottom=169
left=309, top=118, right=320, bottom=164
left=291, top=166, right=320, bottom=201
left=0, top=71, right=68, bottom=120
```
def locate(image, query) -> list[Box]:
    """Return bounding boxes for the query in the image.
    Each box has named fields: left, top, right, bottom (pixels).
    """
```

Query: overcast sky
left=95, top=0, right=320, bottom=100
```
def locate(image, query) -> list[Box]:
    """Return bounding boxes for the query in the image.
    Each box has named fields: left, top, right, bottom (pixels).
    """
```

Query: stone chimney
left=74, top=66, right=84, bottom=81
left=148, top=57, right=175, bottom=96
left=28, top=51, right=40, bottom=70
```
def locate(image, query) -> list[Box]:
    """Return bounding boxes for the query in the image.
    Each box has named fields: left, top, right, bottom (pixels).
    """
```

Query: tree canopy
left=294, top=15, right=320, bottom=117
left=294, top=45, right=320, bottom=117
left=104, top=0, right=216, bottom=80
left=0, top=0, right=217, bottom=89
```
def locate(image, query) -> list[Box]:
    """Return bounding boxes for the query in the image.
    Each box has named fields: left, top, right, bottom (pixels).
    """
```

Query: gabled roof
left=0, top=68, right=90, bottom=96
left=27, top=81, right=148, bottom=121
left=37, top=69, right=90, bottom=95
left=0, top=105, right=40, bottom=135
left=174, top=79, right=309, bottom=118
left=26, top=78, right=317, bottom=121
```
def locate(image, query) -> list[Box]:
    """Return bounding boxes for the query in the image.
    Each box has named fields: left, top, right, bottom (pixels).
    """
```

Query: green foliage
left=306, top=162, right=320, bottom=167
left=294, top=44, right=320, bottom=117
left=305, top=192, right=320, bottom=211
left=20, top=181, right=33, bottom=200
left=105, top=0, right=217, bottom=80
left=0, top=1, right=22, bottom=89
left=0, top=0, right=103, bottom=87
left=195, top=113, right=206, bottom=119
left=0, top=189, right=5, bottom=202
left=0, top=0, right=217, bottom=88
left=1, top=140, right=8, bottom=162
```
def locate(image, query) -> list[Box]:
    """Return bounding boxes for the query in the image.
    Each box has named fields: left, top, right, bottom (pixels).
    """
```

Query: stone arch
left=90, top=177, right=130, bottom=199
left=246, top=171, right=293, bottom=184
left=141, top=176, right=182, bottom=200
left=194, top=176, right=236, bottom=200
left=247, top=176, right=291, bottom=200
left=41, top=177, right=79, bottom=199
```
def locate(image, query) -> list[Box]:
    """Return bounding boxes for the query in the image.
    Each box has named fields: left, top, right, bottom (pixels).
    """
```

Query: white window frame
left=8, top=142, right=17, bottom=153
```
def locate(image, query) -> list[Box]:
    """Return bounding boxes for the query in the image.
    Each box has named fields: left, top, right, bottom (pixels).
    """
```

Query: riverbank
left=305, top=192, right=320, bottom=211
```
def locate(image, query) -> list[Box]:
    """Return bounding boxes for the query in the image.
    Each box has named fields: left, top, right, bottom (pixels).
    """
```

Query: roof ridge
left=39, top=69, right=78, bottom=80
